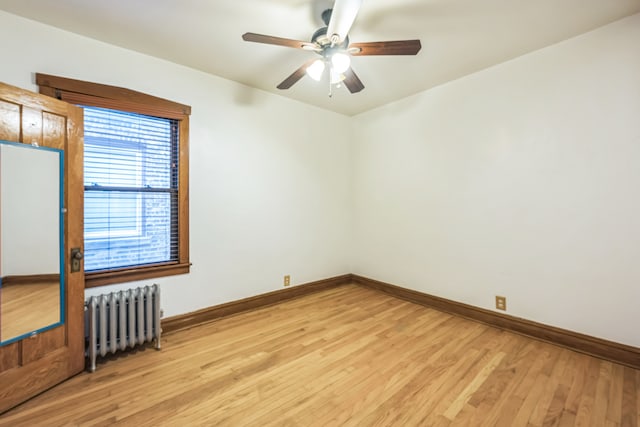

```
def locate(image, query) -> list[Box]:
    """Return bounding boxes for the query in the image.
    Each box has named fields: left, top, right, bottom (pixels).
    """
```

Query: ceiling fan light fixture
left=306, top=59, right=325, bottom=81
left=243, top=0, right=420, bottom=94
left=330, top=69, right=345, bottom=85
left=331, top=52, right=351, bottom=74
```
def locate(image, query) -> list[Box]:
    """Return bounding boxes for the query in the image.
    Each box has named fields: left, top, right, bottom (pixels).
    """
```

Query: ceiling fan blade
left=242, top=32, right=315, bottom=50
left=277, top=59, right=317, bottom=90
left=349, top=40, right=422, bottom=56
left=327, top=0, right=363, bottom=43
left=343, top=68, right=364, bottom=93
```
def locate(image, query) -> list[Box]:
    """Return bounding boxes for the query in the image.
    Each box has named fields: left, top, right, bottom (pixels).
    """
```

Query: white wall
left=0, top=11, right=352, bottom=317
left=352, top=14, right=640, bottom=347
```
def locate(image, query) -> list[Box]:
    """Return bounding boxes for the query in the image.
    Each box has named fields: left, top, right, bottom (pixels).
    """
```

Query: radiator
left=85, top=284, right=161, bottom=372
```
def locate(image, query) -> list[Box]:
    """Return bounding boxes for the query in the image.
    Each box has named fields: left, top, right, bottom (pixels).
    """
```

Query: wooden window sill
left=85, top=262, right=191, bottom=288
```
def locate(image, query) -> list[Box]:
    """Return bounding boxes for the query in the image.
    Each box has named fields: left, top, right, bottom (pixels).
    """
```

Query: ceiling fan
left=242, top=0, right=421, bottom=95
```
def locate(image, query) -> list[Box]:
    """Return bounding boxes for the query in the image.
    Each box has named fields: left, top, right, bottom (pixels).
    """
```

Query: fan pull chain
left=328, top=77, right=333, bottom=98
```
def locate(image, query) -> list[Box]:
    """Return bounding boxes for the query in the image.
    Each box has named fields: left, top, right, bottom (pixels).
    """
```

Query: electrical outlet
left=284, top=275, right=291, bottom=287
left=495, top=296, right=506, bottom=311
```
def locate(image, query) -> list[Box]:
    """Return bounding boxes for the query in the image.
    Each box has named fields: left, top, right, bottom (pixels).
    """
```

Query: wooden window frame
left=37, top=73, right=191, bottom=288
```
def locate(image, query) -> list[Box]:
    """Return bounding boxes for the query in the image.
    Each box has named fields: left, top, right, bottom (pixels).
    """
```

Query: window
left=37, top=73, right=191, bottom=287
left=83, top=107, right=178, bottom=270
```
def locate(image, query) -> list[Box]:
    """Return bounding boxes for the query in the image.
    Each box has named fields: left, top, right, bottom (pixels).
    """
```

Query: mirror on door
left=0, top=140, right=64, bottom=345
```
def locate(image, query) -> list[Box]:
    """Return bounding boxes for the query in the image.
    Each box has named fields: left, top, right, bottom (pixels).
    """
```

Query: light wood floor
left=1, top=284, right=638, bottom=426
left=1, top=281, right=60, bottom=342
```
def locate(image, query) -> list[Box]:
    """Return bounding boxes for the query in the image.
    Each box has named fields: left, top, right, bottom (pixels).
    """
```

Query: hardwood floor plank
left=592, top=362, right=614, bottom=426
left=444, top=350, right=506, bottom=420
left=607, top=363, right=625, bottom=424
left=620, top=367, right=638, bottom=427
left=0, top=284, right=638, bottom=426
left=473, top=341, right=546, bottom=426
left=557, top=410, right=577, bottom=427
left=330, top=325, right=483, bottom=426
left=358, top=322, right=489, bottom=426
left=531, top=352, right=572, bottom=426
left=637, top=369, right=640, bottom=426
left=574, top=357, right=604, bottom=426
left=564, top=353, right=591, bottom=416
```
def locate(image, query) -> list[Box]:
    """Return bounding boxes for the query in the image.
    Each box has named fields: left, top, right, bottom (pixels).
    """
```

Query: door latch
left=70, top=248, right=83, bottom=273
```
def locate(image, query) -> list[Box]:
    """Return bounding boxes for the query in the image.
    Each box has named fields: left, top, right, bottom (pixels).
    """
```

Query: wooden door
left=0, top=82, right=84, bottom=413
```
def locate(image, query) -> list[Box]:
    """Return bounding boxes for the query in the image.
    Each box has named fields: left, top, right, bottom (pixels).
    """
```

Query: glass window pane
left=84, top=192, right=175, bottom=271
left=83, top=106, right=178, bottom=272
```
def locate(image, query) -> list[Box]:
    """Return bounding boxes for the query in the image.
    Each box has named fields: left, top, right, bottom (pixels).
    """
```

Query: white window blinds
left=83, top=106, right=179, bottom=271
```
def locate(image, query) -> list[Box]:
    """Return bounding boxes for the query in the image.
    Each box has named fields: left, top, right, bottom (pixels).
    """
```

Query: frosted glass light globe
left=306, top=59, right=325, bottom=81
left=331, top=52, right=351, bottom=74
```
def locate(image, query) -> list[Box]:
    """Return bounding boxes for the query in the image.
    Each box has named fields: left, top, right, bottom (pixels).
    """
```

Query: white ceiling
left=1, top=0, right=639, bottom=116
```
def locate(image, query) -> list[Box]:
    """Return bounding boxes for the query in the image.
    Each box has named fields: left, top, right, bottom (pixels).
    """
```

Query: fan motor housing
left=311, top=27, right=349, bottom=55
left=311, top=27, right=329, bottom=45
